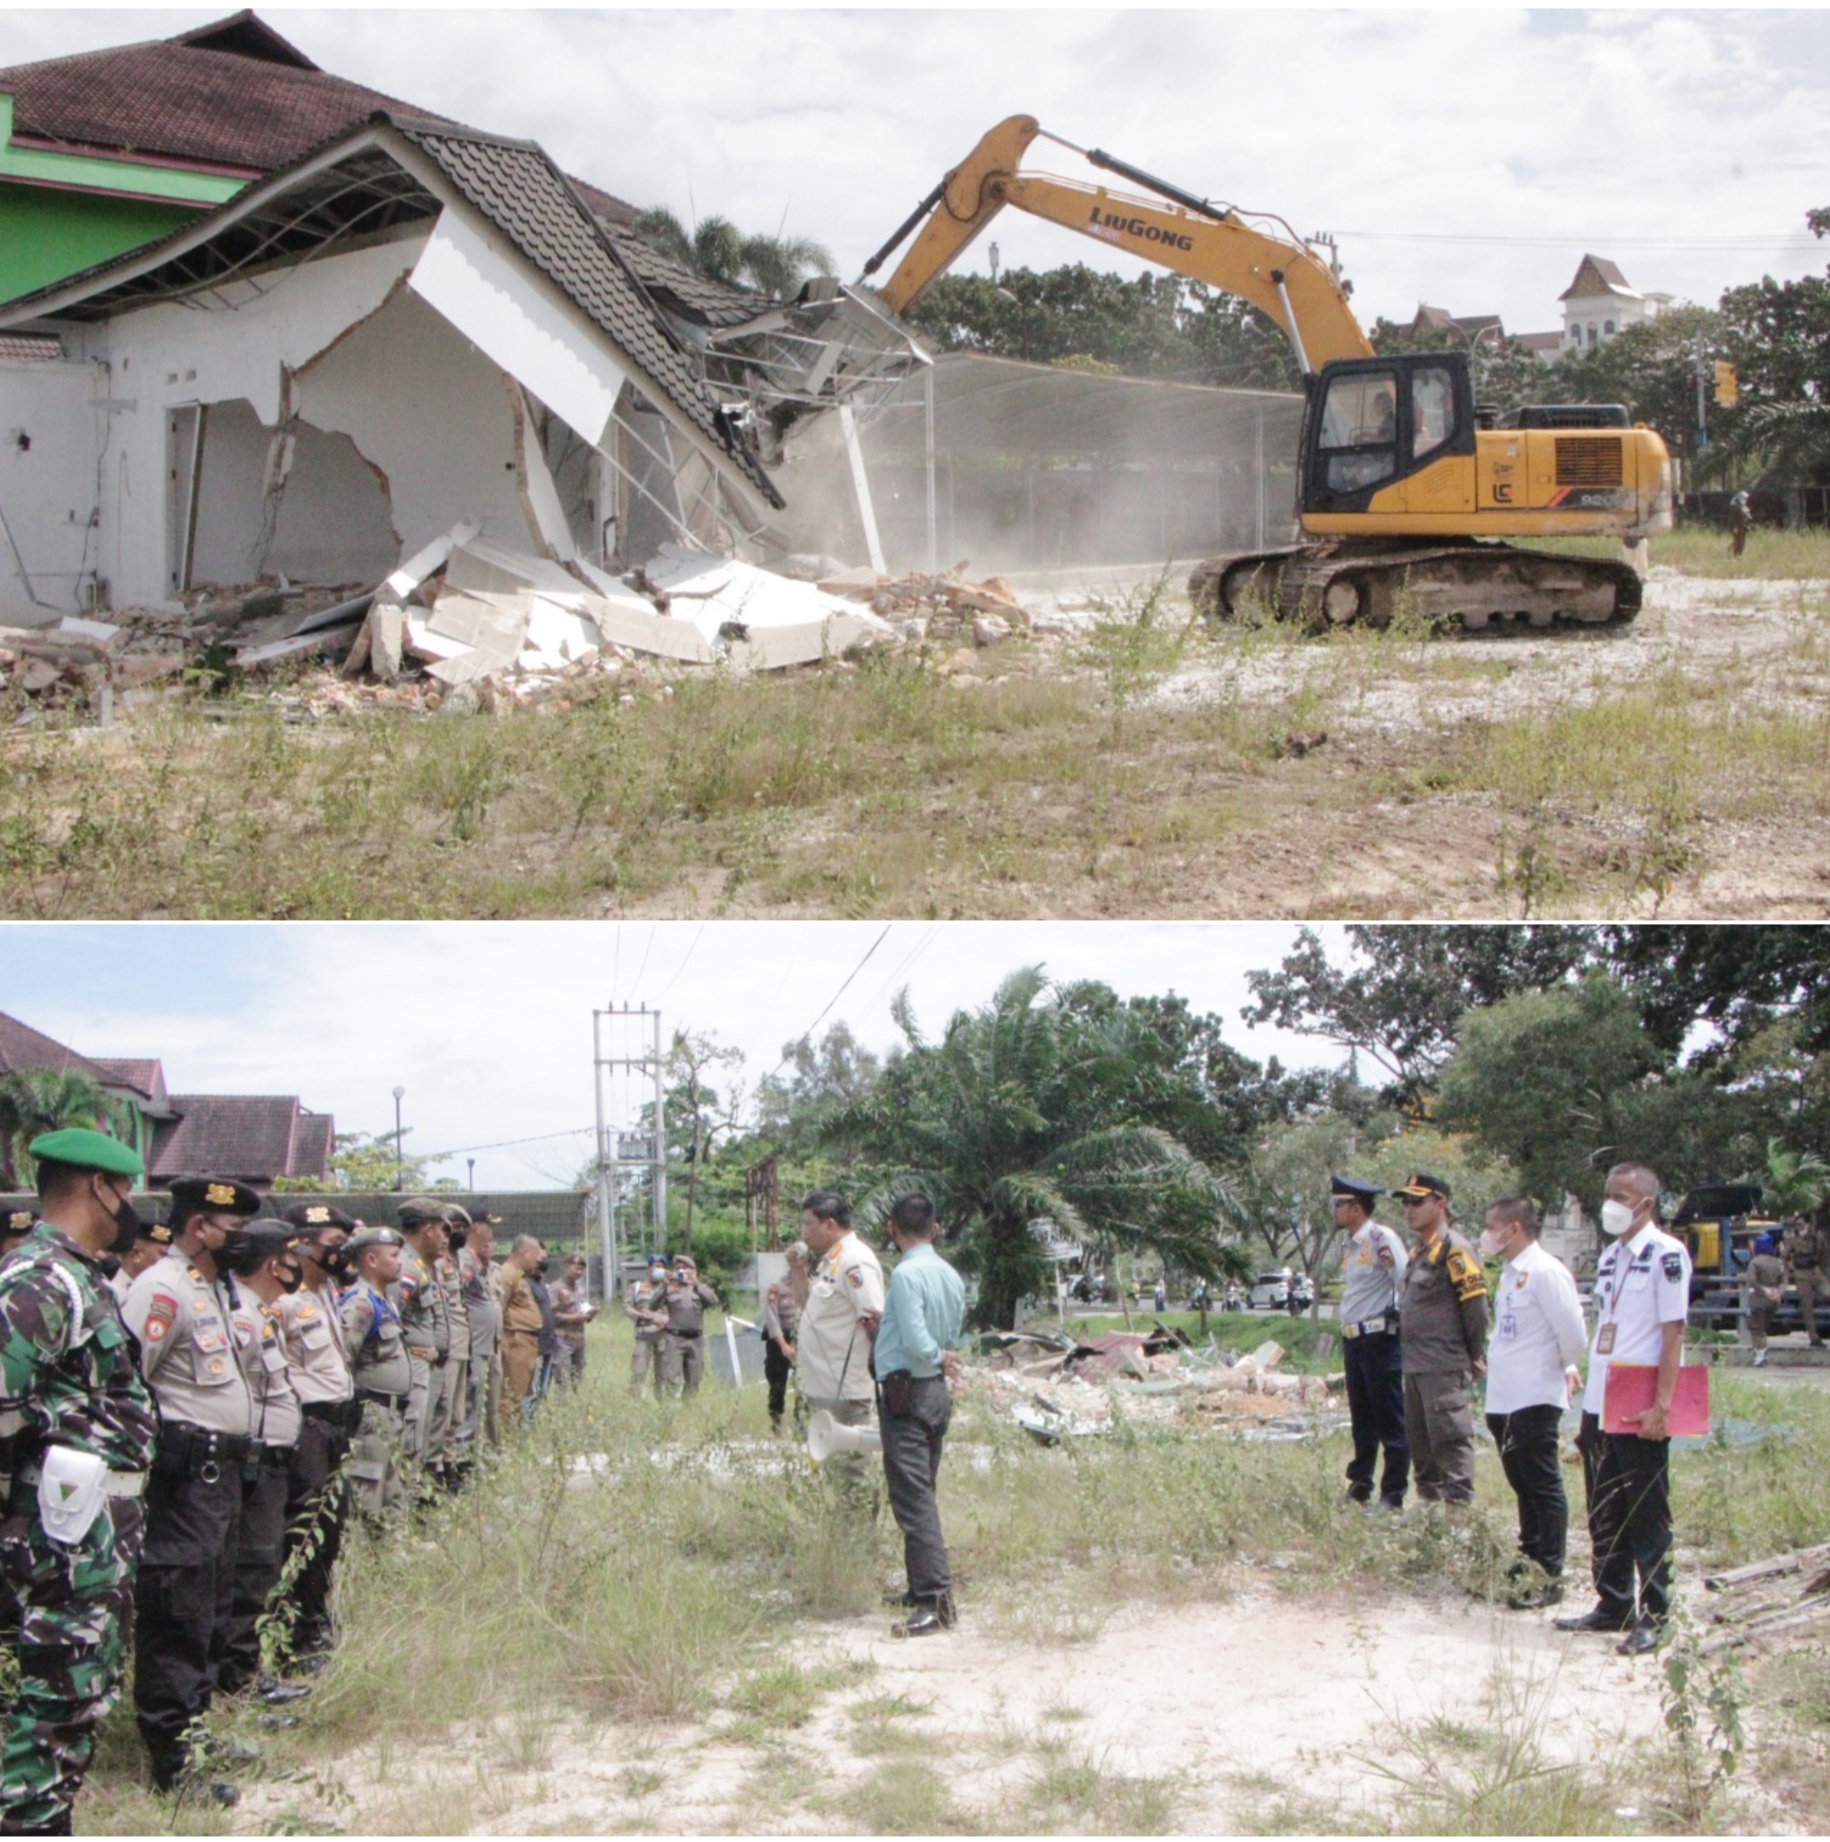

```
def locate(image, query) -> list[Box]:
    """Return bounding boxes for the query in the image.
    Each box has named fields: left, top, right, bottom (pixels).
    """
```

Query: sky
left=0, top=921, right=1352, bottom=1191
left=4, top=8, right=1828, bottom=336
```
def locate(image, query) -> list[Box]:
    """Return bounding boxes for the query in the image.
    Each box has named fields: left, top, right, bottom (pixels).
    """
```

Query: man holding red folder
left=1556, top=1161, right=1692, bottom=1657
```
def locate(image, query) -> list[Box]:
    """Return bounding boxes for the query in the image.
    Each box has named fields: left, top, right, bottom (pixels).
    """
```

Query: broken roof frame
left=0, top=111, right=787, bottom=549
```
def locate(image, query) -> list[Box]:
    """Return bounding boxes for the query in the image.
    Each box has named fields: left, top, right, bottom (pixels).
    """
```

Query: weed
left=835, top=1758, right=980, bottom=1834
left=1013, top=1737, right=1180, bottom=1834
left=1657, top=1611, right=1746, bottom=1832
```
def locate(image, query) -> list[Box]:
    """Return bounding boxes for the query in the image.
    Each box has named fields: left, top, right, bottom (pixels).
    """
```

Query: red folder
left=1602, top=1362, right=1709, bottom=1437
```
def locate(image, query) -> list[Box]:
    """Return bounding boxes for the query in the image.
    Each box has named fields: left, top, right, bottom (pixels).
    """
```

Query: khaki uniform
left=340, top=1281, right=413, bottom=1522
left=797, top=1234, right=885, bottom=1504
left=437, top=1253, right=471, bottom=1469
left=656, top=1275, right=719, bottom=1396
left=460, top=1247, right=500, bottom=1447
left=1784, top=1220, right=1827, bottom=1347
left=396, top=1242, right=450, bottom=1472
left=551, top=1277, right=589, bottom=1384
left=625, top=1275, right=667, bottom=1394
left=499, top=1267, right=543, bottom=1425
left=1397, top=1228, right=1489, bottom=1505
left=1745, top=1250, right=1786, bottom=1352
left=275, top=1275, right=354, bottom=1658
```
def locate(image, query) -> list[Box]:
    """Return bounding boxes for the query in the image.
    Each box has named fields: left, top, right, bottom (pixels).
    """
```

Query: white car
left=1248, top=1272, right=1291, bottom=1310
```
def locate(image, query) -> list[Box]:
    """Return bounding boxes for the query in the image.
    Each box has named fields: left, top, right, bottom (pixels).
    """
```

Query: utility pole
left=1694, top=332, right=1710, bottom=460
left=591, top=1005, right=666, bottom=1308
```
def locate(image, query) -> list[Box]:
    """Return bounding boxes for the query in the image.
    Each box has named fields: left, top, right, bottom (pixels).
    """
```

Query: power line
left=766, top=924, right=893, bottom=1080
left=629, top=924, right=656, bottom=1002
left=653, top=923, right=706, bottom=1004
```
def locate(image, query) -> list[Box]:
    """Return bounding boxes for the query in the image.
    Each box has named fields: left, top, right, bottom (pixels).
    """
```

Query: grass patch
left=1012, top=1738, right=1180, bottom=1834
left=834, top=1758, right=983, bottom=1834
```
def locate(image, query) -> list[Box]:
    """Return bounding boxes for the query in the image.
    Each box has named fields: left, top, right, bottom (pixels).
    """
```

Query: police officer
left=437, top=1205, right=473, bottom=1485
left=338, top=1225, right=413, bottom=1526
left=551, top=1255, right=595, bottom=1385
left=1332, top=1175, right=1409, bottom=1511
left=797, top=1192, right=885, bottom=1509
left=212, top=1220, right=306, bottom=1703
left=107, top=1214, right=171, bottom=1306
left=762, top=1244, right=806, bottom=1433
left=625, top=1254, right=669, bottom=1397
left=276, top=1203, right=356, bottom=1662
left=1393, top=1172, right=1488, bottom=1508
left=0, top=1129, right=158, bottom=1836
left=1744, top=1231, right=1786, bottom=1368
left=1782, top=1211, right=1826, bottom=1349
left=460, top=1210, right=502, bottom=1448
left=394, top=1199, right=451, bottom=1488
left=656, top=1256, right=719, bottom=1397
left=120, top=1173, right=261, bottom=1800
left=1557, top=1161, right=1692, bottom=1656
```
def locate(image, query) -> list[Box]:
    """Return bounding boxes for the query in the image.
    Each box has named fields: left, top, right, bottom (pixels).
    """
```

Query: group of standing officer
left=621, top=1253, right=721, bottom=1398
left=1331, top=1162, right=1693, bottom=1658
left=0, top=1136, right=547, bottom=1832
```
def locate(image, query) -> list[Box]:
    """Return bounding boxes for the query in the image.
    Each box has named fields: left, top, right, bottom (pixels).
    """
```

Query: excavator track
left=1188, top=539, right=1644, bottom=636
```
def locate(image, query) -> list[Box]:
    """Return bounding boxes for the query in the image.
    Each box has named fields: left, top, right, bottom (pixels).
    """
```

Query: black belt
left=155, top=1422, right=253, bottom=1480
left=301, top=1399, right=359, bottom=1432
left=669, top=1327, right=702, bottom=1338
left=257, top=1444, right=293, bottom=1469
left=357, top=1386, right=407, bottom=1411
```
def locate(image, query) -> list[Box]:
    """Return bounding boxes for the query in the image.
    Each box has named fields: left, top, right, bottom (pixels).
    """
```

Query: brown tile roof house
left=0, top=1011, right=115, bottom=1086
left=149, top=1094, right=335, bottom=1187
left=90, top=1057, right=174, bottom=1114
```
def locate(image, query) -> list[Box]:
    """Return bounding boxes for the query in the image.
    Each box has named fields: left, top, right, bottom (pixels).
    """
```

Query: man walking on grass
left=872, top=1193, right=966, bottom=1638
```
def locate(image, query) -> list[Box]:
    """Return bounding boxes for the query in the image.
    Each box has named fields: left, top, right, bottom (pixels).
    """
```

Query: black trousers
left=134, top=1460, right=243, bottom=1778
left=763, top=1340, right=793, bottom=1426
left=1342, top=1329, right=1408, bottom=1504
left=212, top=1456, right=292, bottom=1696
left=283, top=1416, right=349, bottom=1655
left=1486, top=1404, right=1567, bottom=1574
left=1576, top=1411, right=1673, bottom=1624
left=878, top=1375, right=952, bottom=1601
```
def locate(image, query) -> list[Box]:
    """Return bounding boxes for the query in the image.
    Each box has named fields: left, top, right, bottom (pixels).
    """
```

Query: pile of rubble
left=2, top=534, right=1063, bottom=715
left=962, top=1328, right=1338, bottom=1441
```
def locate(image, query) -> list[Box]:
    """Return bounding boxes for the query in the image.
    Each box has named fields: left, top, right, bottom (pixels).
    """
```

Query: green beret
left=28, top=1129, right=144, bottom=1180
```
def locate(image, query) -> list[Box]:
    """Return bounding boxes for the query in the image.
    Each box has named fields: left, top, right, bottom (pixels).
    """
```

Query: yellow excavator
left=860, top=116, right=1672, bottom=632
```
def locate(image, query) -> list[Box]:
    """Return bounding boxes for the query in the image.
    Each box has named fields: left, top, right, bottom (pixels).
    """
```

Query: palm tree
left=0, top=1070, right=133, bottom=1188
left=1760, top=1137, right=1830, bottom=1217
left=629, top=206, right=834, bottom=301
left=818, top=967, right=1236, bottom=1328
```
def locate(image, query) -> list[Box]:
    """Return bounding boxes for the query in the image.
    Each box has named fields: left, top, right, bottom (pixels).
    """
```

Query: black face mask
left=98, top=1181, right=142, bottom=1253
left=276, top=1260, right=304, bottom=1294
left=318, top=1244, right=352, bottom=1281
left=219, top=1233, right=262, bottom=1278
left=446, top=1226, right=470, bottom=1252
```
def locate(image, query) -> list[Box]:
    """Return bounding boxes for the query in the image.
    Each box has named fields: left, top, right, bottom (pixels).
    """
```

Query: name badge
left=1596, top=1324, right=1616, bottom=1355
left=1498, top=1314, right=1518, bottom=1341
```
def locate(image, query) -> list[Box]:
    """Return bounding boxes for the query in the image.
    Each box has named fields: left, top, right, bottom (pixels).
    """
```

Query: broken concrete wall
left=185, top=399, right=398, bottom=589
left=0, top=353, right=103, bottom=620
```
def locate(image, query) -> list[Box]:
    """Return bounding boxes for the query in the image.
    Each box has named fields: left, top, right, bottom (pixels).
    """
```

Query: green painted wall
left=0, top=184, right=201, bottom=305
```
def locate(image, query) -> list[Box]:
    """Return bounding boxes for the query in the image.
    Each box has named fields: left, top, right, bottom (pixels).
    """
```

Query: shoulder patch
left=1661, top=1252, right=1684, bottom=1280
left=847, top=1268, right=864, bottom=1288
left=1446, top=1248, right=1487, bottom=1300
left=146, top=1291, right=179, bottom=1327
left=1375, top=1246, right=1395, bottom=1269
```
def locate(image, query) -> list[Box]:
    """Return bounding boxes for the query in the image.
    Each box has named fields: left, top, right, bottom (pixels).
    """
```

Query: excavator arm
left=862, top=114, right=1373, bottom=373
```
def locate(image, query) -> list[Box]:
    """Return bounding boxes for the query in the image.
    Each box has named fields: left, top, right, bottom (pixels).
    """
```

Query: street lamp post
left=391, top=1085, right=405, bottom=1192
left=467, top=1157, right=475, bottom=1191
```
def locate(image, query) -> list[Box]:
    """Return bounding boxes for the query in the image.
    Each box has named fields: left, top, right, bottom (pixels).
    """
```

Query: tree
left=660, top=1029, right=746, bottom=1252
left=754, top=1021, right=883, bottom=1143
left=0, top=1070, right=133, bottom=1188
left=286, top=1129, right=447, bottom=1195
left=819, top=968, right=1236, bottom=1328
left=1550, top=304, right=1726, bottom=472
left=629, top=207, right=834, bottom=301
left=1754, top=1138, right=1830, bottom=1218
left=1367, top=316, right=1553, bottom=418
left=1241, top=925, right=1599, bottom=1105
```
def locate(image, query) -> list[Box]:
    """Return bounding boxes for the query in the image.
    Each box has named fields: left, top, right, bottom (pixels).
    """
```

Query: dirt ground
left=226, top=1576, right=1797, bottom=1836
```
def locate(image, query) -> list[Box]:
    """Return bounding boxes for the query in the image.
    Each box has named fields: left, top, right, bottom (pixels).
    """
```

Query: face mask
left=1601, top=1199, right=1637, bottom=1238
left=320, top=1245, right=351, bottom=1280
left=446, top=1227, right=469, bottom=1252
left=1478, top=1226, right=1509, bottom=1259
left=276, top=1261, right=304, bottom=1294
left=99, top=1181, right=142, bottom=1253
left=219, top=1233, right=262, bottom=1277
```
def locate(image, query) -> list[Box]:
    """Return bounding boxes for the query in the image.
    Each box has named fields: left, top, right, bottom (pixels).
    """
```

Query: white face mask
left=1601, top=1198, right=1638, bottom=1238
left=1478, top=1226, right=1509, bottom=1259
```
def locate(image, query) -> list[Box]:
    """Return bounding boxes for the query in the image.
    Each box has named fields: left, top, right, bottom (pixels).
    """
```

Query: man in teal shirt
left=871, top=1193, right=966, bottom=1638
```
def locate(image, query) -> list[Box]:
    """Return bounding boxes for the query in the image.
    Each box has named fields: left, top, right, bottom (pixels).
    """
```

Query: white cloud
left=0, top=921, right=1347, bottom=1191
left=7, top=9, right=1828, bottom=330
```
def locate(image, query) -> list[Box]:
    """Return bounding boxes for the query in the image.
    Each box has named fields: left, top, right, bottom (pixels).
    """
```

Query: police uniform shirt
left=795, top=1233, right=885, bottom=1402
left=1785, top=1220, right=1826, bottom=1271
left=340, top=1281, right=414, bottom=1396
left=1397, top=1227, right=1489, bottom=1374
left=275, top=1279, right=355, bottom=1406
left=120, top=1248, right=255, bottom=1435
left=396, top=1245, right=449, bottom=1356
left=624, top=1276, right=667, bottom=1337
left=238, top=1296, right=302, bottom=1450
left=460, top=1249, right=499, bottom=1358
left=1483, top=1239, right=1588, bottom=1415
left=1580, top=1225, right=1691, bottom=1417
left=1339, top=1222, right=1407, bottom=1326
left=439, top=1256, right=471, bottom=1363
left=657, top=1276, right=718, bottom=1334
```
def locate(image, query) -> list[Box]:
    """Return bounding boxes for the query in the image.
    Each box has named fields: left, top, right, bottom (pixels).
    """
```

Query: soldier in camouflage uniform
left=0, top=1129, right=158, bottom=1837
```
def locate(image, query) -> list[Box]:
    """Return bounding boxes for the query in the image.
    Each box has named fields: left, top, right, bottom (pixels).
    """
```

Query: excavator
left=857, top=116, right=1672, bottom=632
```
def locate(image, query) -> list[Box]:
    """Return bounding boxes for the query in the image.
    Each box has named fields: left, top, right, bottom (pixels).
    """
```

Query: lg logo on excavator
left=1088, top=207, right=1195, bottom=252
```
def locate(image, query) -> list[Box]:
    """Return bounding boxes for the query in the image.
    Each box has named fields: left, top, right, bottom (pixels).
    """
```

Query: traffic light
left=1714, top=360, right=1739, bottom=408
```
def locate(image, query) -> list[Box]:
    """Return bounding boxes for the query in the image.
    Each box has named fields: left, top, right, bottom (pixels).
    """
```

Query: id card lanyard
left=1597, top=1238, right=1635, bottom=1356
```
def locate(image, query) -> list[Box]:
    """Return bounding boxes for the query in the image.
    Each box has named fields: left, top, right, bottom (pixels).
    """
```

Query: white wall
left=0, top=358, right=105, bottom=618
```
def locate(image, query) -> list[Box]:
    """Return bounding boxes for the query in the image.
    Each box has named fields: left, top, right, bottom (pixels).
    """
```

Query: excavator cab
left=1303, top=353, right=1475, bottom=516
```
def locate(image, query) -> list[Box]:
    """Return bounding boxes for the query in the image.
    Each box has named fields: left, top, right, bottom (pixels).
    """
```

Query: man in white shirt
left=795, top=1190, right=884, bottom=1510
left=1555, top=1161, right=1691, bottom=1657
left=1481, top=1196, right=1588, bottom=1608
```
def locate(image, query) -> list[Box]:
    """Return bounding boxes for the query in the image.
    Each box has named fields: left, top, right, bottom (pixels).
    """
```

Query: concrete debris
left=964, top=1328, right=1334, bottom=1441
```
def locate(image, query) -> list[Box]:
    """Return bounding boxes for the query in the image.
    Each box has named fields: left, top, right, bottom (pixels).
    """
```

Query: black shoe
left=1344, top=1486, right=1371, bottom=1506
left=257, top=1677, right=313, bottom=1705
left=1378, top=1494, right=1405, bottom=1512
left=882, top=1588, right=919, bottom=1608
left=1554, top=1607, right=1630, bottom=1634
left=896, top=1606, right=950, bottom=1638
left=1618, top=1618, right=1661, bottom=1656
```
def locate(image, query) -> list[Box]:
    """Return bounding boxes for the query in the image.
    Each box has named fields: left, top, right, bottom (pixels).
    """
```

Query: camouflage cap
left=28, top=1128, right=143, bottom=1180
